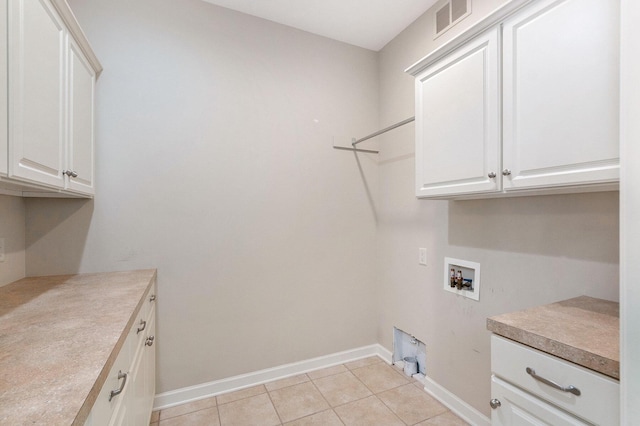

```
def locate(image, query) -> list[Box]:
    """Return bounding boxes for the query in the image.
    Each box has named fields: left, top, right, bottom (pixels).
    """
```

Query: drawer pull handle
left=109, top=371, right=127, bottom=401
left=526, top=367, right=581, bottom=396
left=136, top=319, right=146, bottom=334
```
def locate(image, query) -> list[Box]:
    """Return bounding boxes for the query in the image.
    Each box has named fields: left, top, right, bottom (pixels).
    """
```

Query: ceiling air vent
left=435, top=0, right=471, bottom=38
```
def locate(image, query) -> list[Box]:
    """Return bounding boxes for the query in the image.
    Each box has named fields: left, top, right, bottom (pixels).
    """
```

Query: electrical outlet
left=0, top=238, right=5, bottom=262
left=418, top=248, right=427, bottom=265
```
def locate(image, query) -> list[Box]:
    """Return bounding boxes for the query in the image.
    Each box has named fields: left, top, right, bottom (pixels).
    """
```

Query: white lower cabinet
left=490, top=336, right=619, bottom=426
left=132, top=305, right=156, bottom=425
left=85, top=284, right=157, bottom=426
left=491, top=376, right=589, bottom=425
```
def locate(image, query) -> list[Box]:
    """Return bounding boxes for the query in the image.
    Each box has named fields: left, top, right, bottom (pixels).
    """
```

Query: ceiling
left=200, top=0, right=439, bottom=51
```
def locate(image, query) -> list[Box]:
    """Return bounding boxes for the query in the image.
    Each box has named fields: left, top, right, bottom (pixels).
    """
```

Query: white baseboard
left=154, top=344, right=393, bottom=410
left=423, top=375, right=491, bottom=426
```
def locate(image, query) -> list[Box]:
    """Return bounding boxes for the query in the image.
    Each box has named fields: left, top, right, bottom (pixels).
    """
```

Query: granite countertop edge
left=486, top=317, right=619, bottom=379
left=487, top=295, right=619, bottom=380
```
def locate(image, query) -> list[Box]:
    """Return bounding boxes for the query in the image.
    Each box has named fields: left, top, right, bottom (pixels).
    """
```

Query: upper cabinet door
left=501, top=0, right=620, bottom=191
left=8, top=0, right=66, bottom=188
left=415, top=28, right=501, bottom=198
left=0, top=0, right=7, bottom=176
left=66, top=37, right=95, bottom=195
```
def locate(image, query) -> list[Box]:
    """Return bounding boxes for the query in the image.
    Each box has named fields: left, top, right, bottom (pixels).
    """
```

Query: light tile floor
left=150, top=357, right=469, bottom=426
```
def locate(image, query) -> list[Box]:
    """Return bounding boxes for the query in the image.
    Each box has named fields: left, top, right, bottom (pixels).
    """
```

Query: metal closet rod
left=333, top=116, right=415, bottom=154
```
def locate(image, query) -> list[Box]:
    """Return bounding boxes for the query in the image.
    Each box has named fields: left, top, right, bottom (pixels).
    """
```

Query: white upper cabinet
left=502, top=0, right=620, bottom=192
left=408, top=0, right=619, bottom=199
left=0, top=0, right=7, bottom=176
left=67, top=37, right=96, bottom=195
left=2, top=0, right=101, bottom=197
left=414, top=28, right=500, bottom=198
left=8, top=0, right=67, bottom=189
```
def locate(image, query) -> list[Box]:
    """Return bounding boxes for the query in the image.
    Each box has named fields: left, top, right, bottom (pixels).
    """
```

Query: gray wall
left=0, top=195, right=25, bottom=286
left=25, top=0, right=380, bottom=393
left=376, top=0, right=620, bottom=417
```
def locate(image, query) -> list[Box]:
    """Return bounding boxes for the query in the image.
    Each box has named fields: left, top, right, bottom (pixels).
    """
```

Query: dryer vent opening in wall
left=393, top=328, right=426, bottom=380
left=435, top=0, right=471, bottom=38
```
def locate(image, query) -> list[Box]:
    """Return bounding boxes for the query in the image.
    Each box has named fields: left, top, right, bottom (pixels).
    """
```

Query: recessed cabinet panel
left=8, top=0, right=66, bottom=187
left=67, top=38, right=95, bottom=194
left=415, top=28, right=500, bottom=198
left=502, top=0, right=619, bottom=190
left=421, top=52, right=484, bottom=182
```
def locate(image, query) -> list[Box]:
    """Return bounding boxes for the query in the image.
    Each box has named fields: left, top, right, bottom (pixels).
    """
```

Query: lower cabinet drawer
left=491, top=375, right=589, bottom=426
left=491, top=335, right=619, bottom=426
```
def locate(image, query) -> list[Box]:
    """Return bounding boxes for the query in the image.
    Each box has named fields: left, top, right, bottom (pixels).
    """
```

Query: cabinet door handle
left=136, top=319, right=146, bottom=334
left=109, top=370, right=127, bottom=401
left=502, top=169, right=512, bottom=176
left=489, top=398, right=501, bottom=409
left=149, top=294, right=156, bottom=302
left=63, top=170, right=78, bottom=178
left=526, top=367, right=581, bottom=396
left=145, top=336, right=155, bottom=346
left=488, top=172, right=497, bottom=178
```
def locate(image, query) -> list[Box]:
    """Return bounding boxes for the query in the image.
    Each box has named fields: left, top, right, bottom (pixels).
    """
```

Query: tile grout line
left=265, top=360, right=383, bottom=425
left=343, top=362, right=417, bottom=426
left=264, top=384, right=285, bottom=425
left=306, top=372, right=346, bottom=425
left=216, top=397, right=223, bottom=426
left=375, top=394, right=409, bottom=426
left=157, top=400, right=218, bottom=423
left=216, top=385, right=267, bottom=406
left=375, top=390, right=411, bottom=426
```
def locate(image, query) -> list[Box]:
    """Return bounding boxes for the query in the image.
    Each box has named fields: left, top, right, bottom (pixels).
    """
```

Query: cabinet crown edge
left=50, top=0, right=103, bottom=76
left=405, top=0, right=533, bottom=76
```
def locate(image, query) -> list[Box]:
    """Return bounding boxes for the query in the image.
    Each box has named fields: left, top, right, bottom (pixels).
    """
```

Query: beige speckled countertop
left=0, top=269, right=157, bottom=425
left=487, top=296, right=619, bottom=379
